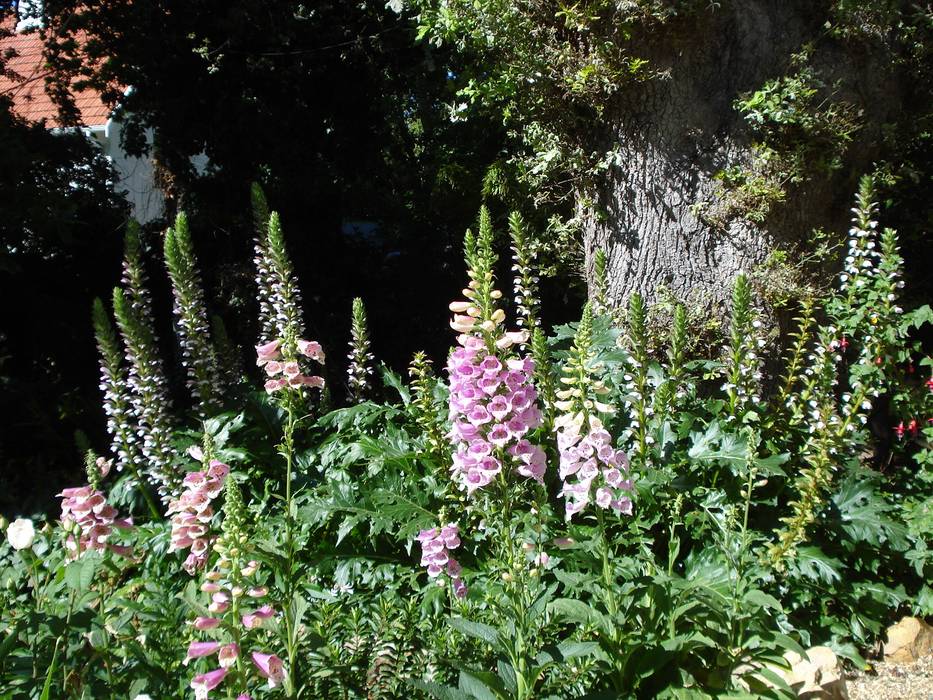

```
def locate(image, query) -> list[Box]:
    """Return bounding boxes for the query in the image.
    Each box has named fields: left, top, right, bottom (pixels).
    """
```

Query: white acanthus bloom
left=6, top=518, right=35, bottom=550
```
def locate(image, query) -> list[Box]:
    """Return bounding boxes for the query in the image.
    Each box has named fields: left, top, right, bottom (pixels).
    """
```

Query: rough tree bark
left=581, top=2, right=896, bottom=311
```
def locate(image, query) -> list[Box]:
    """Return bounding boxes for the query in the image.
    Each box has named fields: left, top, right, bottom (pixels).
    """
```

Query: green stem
left=285, top=399, right=295, bottom=591
left=282, top=394, right=298, bottom=695
left=59, top=588, right=76, bottom=694
left=230, top=582, right=244, bottom=699
left=730, top=463, right=756, bottom=649
left=497, top=469, right=535, bottom=699
left=22, top=550, right=42, bottom=681
left=135, top=474, right=161, bottom=521
left=597, top=508, right=618, bottom=619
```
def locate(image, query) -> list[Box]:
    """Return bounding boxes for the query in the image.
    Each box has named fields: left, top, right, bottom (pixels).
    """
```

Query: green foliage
left=0, top=522, right=193, bottom=698
left=736, top=65, right=861, bottom=172
left=709, top=62, right=863, bottom=227
left=697, top=57, right=865, bottom=230
left=408, top=0, right=693, bottom=203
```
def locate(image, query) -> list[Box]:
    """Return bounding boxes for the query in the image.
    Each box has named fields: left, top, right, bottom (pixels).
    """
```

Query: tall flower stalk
left=530, top=327, right=556, bottom=421
left=723, top=274, right=764, bottom=423
left=184, top=478, right=285, bottom=699
left=439, top=207, right=555, bottom=699
left=121, top=221, right=162, bottom=361
left=508, top=211, right=540, bottom=331
left=163, top=212, right=221, bottom=412
left=775, top=298, right=816, bottom=418
left=258, top=336, right=323, bottom=693
left=261, top=212, right=306, bottom=343
left=347, top=297, right=375, bottom=403
left=112, top=272, right=179, bottom=503
left=555, top=303, right=633, bottom=521
left=409, top=352, right=447, bottom=462
left=252, top=208, right=324, bottom=692
left=769, top=177, right=903, bottom=567
left=592, top=248, right=610, bottom=314
left=653, top=303, right=689, bottom=420
left=621, top=293, right=651, bottom=470
left=554, top=303, right=633, bottom=661
left=447, top=207, right=546, bottom=496
left=91, top=298, right=159, bottom=517
left=251, top=183, right=278, bottom=346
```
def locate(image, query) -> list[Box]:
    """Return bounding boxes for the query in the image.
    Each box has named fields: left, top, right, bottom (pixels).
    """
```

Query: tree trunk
left=581, top=2, right=881, bottom=311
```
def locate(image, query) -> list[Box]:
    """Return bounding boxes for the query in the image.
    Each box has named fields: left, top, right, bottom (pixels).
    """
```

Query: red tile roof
left=0, top=29, right=111, bottom=127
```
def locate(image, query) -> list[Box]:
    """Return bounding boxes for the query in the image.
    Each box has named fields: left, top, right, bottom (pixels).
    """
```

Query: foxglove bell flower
left=447, top=339, right=545, bottom=493
left=416, top=524, right=467, bottom=598
left=167, top=459, right=229, bottom=574
left=256, top=337, right=325, bottom=396
left=185, top=641, right=221, bottom=665
left=191, top=668, right=228, bottom=699
left=553, top=303, right=634, bottom=520
left=251, top=652, right=286, bottom=688
left=184, top=479, right=283, bottom=698
left=59, top=486, right=133, bottom=557
left=218, top=643, right=239, bottom=669
left=241, top=604, right=275, bottom=630
left=556, top=413, right=633, bottom=520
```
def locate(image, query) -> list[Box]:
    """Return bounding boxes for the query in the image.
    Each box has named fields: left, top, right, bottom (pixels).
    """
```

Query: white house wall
left=88, top=120, right=164, bottom=225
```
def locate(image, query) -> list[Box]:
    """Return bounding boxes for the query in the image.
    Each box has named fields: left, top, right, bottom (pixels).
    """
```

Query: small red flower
left=926, top=376, right=933, bottom=392
left=839, top=337, right=849, bottom=350
left=894, top=422, right=906, bottom=439
left=875, top=357, right=883, bottom=366
left=908, top=419, right=919, bottom=437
